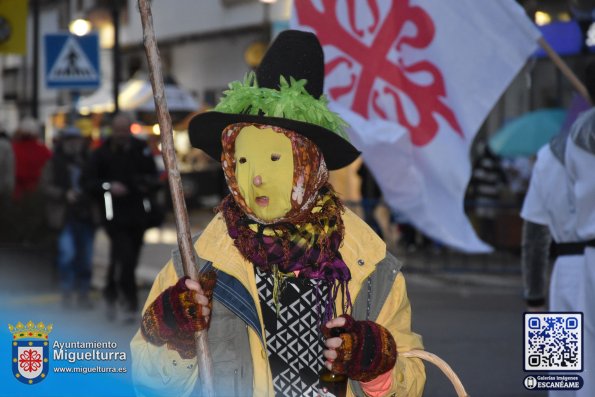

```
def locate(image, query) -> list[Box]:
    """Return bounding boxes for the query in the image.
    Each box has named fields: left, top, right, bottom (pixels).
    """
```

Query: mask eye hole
left=238, top=157, right=247, bottom=164
left=271, top=153, right=281, bottom=161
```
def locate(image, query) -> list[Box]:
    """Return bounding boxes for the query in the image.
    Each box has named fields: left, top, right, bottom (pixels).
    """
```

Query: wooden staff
left=136, top=1, right=215, bottom=395
left=538, top=37, right=592, bottom=105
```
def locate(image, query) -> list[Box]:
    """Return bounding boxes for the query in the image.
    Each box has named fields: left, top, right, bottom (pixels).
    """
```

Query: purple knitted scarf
left=218, top=189, right=352, bottom=322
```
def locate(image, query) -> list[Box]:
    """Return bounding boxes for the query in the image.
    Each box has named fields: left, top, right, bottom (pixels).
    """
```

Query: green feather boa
left=214, top=72, right=350, bottom=141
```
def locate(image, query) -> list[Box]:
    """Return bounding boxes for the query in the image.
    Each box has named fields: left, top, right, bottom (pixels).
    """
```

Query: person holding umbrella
left=131, top=30, right=425, bottom=397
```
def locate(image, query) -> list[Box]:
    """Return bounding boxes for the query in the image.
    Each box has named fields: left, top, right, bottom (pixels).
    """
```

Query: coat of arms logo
left=8, top=320, right=52, bottom=384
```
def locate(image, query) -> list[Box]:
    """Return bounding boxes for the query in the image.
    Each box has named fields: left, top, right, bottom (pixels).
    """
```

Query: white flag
left=292, top=0, right=541, bottom=253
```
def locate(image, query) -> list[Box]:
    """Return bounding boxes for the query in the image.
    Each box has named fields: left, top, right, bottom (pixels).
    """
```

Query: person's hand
left=110, top=181, right=128, bottom=197
left=322, top=316, right=347, bottom=369
left=66, top=189, right=80, bottom=204
left=184, top=278, right=212, bottom=323
left=321, top=314, right=397, bottom=382
left=141, top=272, right=217, bottom=359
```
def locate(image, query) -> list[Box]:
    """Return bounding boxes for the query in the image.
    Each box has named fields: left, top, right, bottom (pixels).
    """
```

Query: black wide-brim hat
left=188, top=30, right=360, bottom=170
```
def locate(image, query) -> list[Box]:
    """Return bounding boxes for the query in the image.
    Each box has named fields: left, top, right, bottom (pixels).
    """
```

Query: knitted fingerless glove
left=141, top=272, right=217, bottom=359
left=322, top=314, right=397, bottom=382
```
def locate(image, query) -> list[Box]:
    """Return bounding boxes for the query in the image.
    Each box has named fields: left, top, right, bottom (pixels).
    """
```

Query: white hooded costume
left=564, top=108, right=595, bottom=396
left=521, top=138, right=582, bottom=314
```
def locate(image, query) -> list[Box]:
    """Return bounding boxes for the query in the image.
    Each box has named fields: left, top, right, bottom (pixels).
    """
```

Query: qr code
left=524, top=313, right=582, bottom=371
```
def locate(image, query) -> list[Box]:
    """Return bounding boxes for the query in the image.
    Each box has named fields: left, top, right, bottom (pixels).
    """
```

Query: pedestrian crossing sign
left=44, top=33, right=100, bottom=89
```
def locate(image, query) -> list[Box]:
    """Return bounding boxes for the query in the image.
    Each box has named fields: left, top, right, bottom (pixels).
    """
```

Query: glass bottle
left=318, top=327, right=348, bottom=397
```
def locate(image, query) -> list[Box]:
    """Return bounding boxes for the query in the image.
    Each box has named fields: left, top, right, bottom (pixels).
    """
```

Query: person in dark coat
left=0, top=124, right=14, bottom=211
left=41, top=127, right=99, bottom=307
left=0, top=124, right=15, bottom=243
left=82, top=113, right=159, bottom=322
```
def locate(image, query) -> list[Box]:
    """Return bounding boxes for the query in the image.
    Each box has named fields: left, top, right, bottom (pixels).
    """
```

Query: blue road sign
left=44, top=33, right=100, bottom=89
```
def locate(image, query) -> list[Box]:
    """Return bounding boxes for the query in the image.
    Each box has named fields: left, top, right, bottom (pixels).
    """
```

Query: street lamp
left=69, top=18, right=92, bottom=36
left=71, top=2, right=122, bottom=114
left=534, top=11, right=552, bottom=26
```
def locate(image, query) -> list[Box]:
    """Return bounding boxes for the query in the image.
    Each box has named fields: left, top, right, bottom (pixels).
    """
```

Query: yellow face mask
left=234, top=125, right=294, bottom=221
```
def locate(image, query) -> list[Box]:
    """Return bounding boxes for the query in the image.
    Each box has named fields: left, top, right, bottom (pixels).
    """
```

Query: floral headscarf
left=220, top=123, right=329, bottom=224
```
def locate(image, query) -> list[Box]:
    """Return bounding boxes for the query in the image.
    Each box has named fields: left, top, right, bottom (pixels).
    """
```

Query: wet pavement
left=0, top=209, right=544, bottom=397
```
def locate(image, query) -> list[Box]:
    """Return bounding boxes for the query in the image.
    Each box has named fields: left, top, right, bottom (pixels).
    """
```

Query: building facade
left=0, top=0, right=593, bottom=142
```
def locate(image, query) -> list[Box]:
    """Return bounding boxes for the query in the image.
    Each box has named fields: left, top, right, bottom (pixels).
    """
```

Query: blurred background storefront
left=1, top=0, right=292, bottom=208
left=1, top=0, right=595, bottom=249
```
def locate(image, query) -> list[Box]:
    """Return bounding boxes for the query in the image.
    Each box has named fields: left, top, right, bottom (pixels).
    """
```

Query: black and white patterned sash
left=255, top=267, right=331, bottom=397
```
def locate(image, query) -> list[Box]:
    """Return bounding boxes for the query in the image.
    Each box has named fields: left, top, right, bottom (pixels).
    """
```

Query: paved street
left=407, top=274, right=542, bottom=397
left=0, top=211, right=544, bottom=397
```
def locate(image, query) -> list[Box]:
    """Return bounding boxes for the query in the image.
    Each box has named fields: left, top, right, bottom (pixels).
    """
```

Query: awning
left=77, top=78, right=198, bottom=115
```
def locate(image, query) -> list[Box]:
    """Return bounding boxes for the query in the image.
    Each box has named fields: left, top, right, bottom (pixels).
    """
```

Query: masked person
left=131, top=30, right=425, bottom=397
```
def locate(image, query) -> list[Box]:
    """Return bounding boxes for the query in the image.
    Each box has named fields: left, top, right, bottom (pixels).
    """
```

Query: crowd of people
left=0, top=113, right=162, bottom=323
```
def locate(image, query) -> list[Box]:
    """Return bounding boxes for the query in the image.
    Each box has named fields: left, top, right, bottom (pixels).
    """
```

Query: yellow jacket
left=131, top=209, right=425, bottom=396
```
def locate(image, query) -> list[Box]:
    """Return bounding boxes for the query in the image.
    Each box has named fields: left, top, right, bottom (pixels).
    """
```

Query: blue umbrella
left=488, top=108, right=567, bottom=157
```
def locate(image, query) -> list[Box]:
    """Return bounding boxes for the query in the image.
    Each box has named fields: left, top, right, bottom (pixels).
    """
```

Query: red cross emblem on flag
left=294, top=0, right=464, bottom=146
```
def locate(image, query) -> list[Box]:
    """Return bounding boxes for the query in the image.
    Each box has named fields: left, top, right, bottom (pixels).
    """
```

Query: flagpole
left=538, top=37, right=592, bottom=104
left=136, top=0, right=215, bottom=396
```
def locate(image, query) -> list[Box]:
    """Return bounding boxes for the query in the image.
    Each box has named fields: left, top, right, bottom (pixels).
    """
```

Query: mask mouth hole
left=255, top=196, right=269, bottom=207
